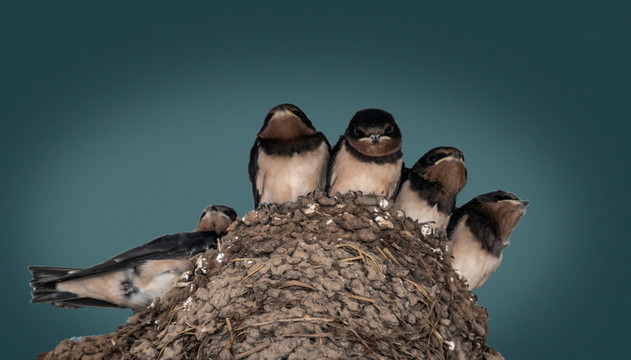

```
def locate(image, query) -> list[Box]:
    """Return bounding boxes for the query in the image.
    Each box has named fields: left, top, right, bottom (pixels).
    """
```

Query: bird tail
left=29, top=266, right=79, bottom=287
left=28, top=266, right=120, bottom=309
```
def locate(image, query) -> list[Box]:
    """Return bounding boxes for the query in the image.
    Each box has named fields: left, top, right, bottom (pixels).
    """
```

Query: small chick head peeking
left=195, top=204, right=238, bottom=233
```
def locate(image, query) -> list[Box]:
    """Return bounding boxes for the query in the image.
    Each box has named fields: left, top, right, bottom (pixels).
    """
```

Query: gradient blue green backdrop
left=2, top=1, right=629, bottom=358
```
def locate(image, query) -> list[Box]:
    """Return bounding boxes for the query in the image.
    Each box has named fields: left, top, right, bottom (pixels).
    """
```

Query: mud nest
left=40, top=192, right=503, bottom=360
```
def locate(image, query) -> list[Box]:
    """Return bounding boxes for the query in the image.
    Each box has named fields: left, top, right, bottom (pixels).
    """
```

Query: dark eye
left=353, top=127, right=361, bottom=136
left=385, top=125, right=393, bottom=133
left=428, top=155, right=438, bottom=164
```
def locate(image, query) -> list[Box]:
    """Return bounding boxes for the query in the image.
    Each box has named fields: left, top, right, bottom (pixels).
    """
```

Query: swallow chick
left=248, top=103, right=331, bottom=208
left=447, top=191, right=528, bottom=290
left=28, top=204, right=237, bottom=312
left=195, top=204, right=238, bottom=233
left=327, top=108, right=403, bottom=198
left=395, top=147, right=467, bottom=231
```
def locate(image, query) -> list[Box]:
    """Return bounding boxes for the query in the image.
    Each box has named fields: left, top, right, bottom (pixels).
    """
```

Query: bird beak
left=270, top=106, right=297, bottom=121
left=435, top=153, right=464, bottom=165
left=521, top=201, right=530, bottom=207
left=272, top=106, right=288, bottom=116
left=370, top=134, right=381, bottom=144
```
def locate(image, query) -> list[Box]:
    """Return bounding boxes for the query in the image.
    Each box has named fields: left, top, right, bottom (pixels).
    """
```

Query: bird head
left=195, top=204, right=238, bottom=233
left=257, top=103, right=317, bottom=140
left=476, top=190, right=528, bottom=246
left=412, top=146, right=467, bottom=194
left=345, top=108, right=402, bottom=157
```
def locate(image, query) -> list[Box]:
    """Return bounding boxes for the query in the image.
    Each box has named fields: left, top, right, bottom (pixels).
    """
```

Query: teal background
left=2, top=1, right=629, bottom=358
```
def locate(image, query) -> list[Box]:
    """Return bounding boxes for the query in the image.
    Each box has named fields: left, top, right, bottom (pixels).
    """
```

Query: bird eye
left=428, top=155, right=438, bottom=164
left=385, top=125, right=393, bottom=133
left=353, top=127, right=361, bottom=136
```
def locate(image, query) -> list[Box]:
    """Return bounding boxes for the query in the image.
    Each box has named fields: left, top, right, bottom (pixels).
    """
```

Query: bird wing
left=391, top=161, right=406, bottom=200
left=248, top=137, right=262, bottom=207
left=44, top=231, right=219, bottom=283
left=325, top=135, right=344, bottom=192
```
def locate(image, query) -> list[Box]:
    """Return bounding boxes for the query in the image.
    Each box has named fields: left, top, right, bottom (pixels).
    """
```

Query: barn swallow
left=395, top=147, right=467, bottom=231
left=248, top=103, right=331, bottom=208
left=447, top=191, right=528, bottom=290
left=28, top=204, right=237, bottom=312
left=326, top=108, right=403, bottom=198
left=194, top=204, right=238, bottom=233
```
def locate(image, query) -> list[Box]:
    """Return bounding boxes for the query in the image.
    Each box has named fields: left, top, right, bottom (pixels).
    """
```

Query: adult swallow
left=248, top=103, right=331, bottom=208
left=395, top=146, right=467, bottom=231
left=447, top=191, right=528, bottom=290
left=28, top=204, right=237, bottom=311
left=326, top=108, right=403, bottom=198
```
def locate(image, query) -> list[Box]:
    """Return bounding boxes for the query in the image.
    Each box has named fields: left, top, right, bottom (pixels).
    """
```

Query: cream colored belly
left=329, top=146, right=402, bottom=198
left=451, top=217, right=502, bottom=289
left=57, top=270, right=129, bottom=305
left=395, top=181, right=450, bottom=229
left=257, top=143, right=329, bottom=204
left=57, top=258, right=190, bottom=310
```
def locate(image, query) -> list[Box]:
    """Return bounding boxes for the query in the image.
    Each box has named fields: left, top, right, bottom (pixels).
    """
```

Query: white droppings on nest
left=373, top=207, right=379, bottom=213
left=326, top=219, right=334, bottom=225
left=303, top=203, right=317, bottom=214
left=374, top=216, right=394, bottom=229
left=189, top=283, right=194, bottom=292
left=216, top=253, right=225, bottom=263
left=454, top=270, right=468, bottom=285
left=421, top=223, right=434, bottom=236
left=431, top=247, right=443, bottom=256
left=379, top=198, right=389, bottom=210
left=196, top=257, right=208, bottom=274
left=445, top=340, right=455, bottom=351
left=182, top=296, right=194, bottom=311
left=179, top=271, right=191, bottom=282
